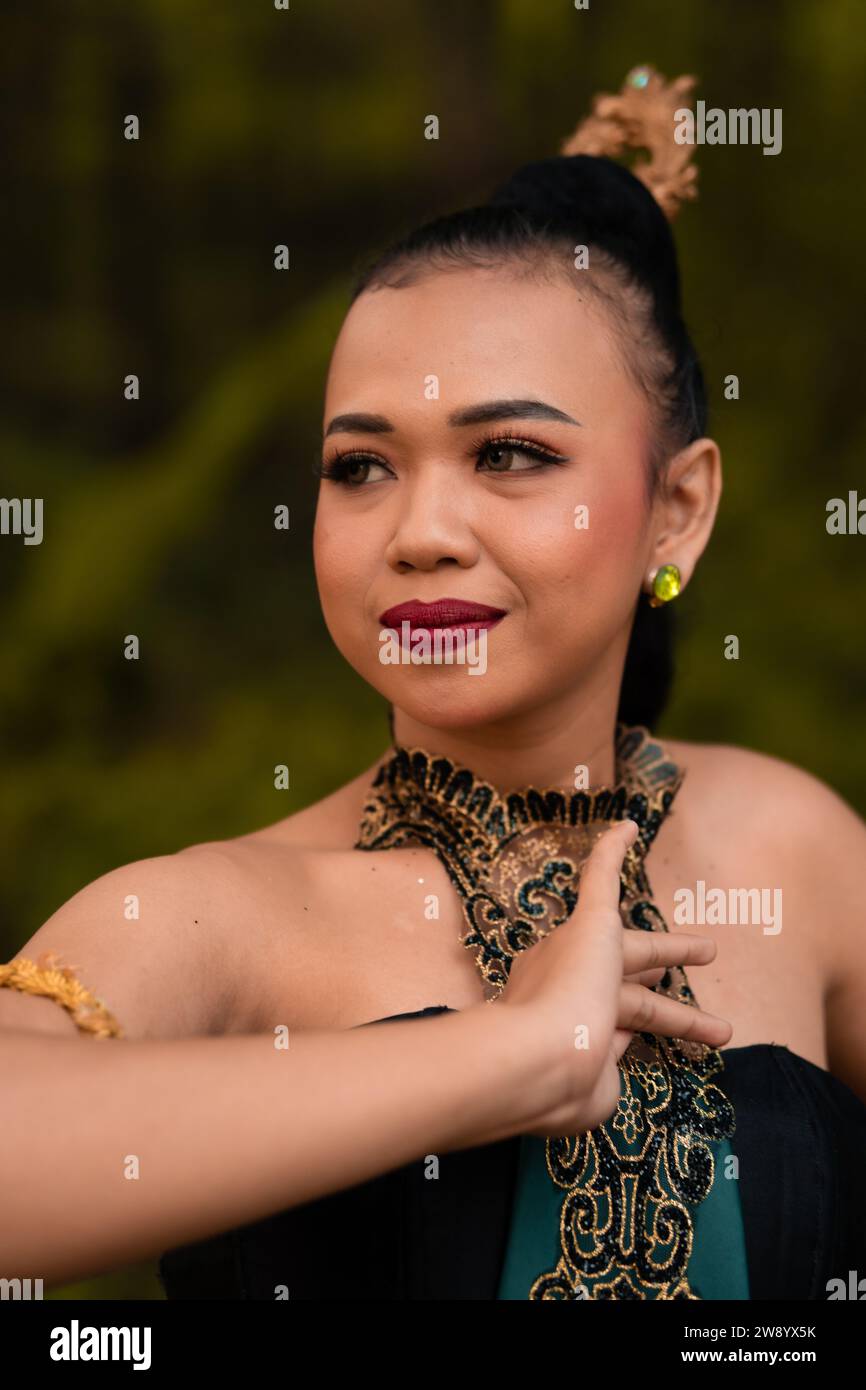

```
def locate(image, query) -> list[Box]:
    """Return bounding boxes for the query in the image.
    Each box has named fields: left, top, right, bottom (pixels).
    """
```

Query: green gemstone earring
left=647, top=563, right=682, bottom=607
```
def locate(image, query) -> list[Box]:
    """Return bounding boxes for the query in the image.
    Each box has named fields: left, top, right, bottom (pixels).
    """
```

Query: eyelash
left=315, top=432, right=568, bottom=485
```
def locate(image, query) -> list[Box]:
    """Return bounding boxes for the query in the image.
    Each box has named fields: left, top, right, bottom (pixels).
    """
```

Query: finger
left=618, top=981, right=733, bottom=1047
left=576, top=819, right=639, bottom=918
left=622, top=930, right=717, bottom=975
left=613, top=1028, right=634, bottom=1061
left=624, top=966, right=667, bottom=987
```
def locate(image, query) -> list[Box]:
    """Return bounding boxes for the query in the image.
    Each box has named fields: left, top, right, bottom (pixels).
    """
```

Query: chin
left=379, top=671, right=536, bottom=734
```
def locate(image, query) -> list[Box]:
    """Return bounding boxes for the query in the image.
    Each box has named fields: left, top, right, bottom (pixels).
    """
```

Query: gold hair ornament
left=560, top=64, right=699, bottom=221
left=0, top=952, right=124, bottom=1038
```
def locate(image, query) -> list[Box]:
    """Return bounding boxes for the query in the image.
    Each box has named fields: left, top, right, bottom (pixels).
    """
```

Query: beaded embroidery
left=355, top=722, right=735, bottom=1299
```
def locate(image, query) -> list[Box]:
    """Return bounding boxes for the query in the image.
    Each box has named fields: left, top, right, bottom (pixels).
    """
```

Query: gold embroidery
left=355, top=722, right=735, bottom=1299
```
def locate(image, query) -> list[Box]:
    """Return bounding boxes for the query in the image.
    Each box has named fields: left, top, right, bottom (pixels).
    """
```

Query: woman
left=2, top=66, right=865, bottom=1301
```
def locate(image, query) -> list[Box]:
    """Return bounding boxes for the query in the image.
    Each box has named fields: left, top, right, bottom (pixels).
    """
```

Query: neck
left=390, top=689, right=622, bottom=793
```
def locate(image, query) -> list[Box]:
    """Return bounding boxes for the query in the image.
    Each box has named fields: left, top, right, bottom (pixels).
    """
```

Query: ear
left=646, top=437, right=722, bottom=591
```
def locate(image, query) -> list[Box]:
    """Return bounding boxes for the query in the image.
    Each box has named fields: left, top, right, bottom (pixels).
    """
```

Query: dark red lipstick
left=378, top=598, right=507, bottom=636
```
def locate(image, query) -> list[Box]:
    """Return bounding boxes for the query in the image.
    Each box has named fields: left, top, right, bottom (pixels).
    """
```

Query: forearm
left=0, top=1006, right=547, bottom=1286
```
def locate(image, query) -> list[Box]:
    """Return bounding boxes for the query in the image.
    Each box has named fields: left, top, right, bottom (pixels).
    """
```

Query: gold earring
left=647, top=563, right=682, bottom=607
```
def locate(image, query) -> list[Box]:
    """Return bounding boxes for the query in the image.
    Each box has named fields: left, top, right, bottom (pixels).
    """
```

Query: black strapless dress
left=157, top=1006, right=866, bottom=1300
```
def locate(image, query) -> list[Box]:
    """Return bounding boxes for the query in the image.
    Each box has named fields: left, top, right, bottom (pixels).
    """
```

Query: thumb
left=576, top=818, right=639, bottom=918
left=554, top=818, right=640, bottom=1000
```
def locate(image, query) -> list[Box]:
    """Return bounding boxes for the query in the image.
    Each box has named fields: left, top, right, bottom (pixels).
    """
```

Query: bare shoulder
left=663, top=735, right=865, bottom=844
left=661, top=733, right=866, bottom=959
left=653, top=736, right=866, bottom=1094
left=0, top=843, right=277, bottom=1041
left=0, top=755, right=389, bottom=1041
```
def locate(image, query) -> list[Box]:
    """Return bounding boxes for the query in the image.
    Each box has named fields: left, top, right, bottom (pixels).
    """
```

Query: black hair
left=350, top=155, right=709, bottom=731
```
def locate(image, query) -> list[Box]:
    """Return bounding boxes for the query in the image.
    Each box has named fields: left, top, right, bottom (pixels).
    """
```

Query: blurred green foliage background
left=2, top=0, right=864, bottom=1298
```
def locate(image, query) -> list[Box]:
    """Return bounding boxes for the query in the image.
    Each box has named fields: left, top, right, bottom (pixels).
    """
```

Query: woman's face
left=313, top=265, right=657, bottom=733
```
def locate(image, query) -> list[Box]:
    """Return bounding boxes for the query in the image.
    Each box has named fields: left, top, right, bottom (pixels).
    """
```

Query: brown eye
left=485, top=445, right=518, bottom=472
left=477, top=439, right=565, bottom=473
left=317, top=453, right=393, bottom=485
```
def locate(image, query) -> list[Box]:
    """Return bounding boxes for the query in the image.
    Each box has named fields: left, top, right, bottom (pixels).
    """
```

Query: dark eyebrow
left=323, top=398, right=581, bottom=439
left=323, top=412, right=394, bottom=438
left=447, top=399, right=582, bottom=429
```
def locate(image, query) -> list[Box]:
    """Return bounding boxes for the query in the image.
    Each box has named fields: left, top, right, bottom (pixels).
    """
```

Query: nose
left=384, top=465, right=481, bottom=574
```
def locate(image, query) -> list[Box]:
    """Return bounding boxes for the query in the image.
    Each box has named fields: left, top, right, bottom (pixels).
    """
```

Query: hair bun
left=487, top=153, right=682, bottom=316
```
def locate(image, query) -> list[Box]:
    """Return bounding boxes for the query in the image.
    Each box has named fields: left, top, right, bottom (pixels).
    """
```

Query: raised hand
left=498, top=818, right=731, bottom=1136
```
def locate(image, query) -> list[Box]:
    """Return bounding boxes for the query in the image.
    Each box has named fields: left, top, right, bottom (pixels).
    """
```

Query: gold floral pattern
left=355, top=722, right=735, bottom=1299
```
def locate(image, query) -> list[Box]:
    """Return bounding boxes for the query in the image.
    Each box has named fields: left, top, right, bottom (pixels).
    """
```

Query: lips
left=378, top=598, right=507, bottom=635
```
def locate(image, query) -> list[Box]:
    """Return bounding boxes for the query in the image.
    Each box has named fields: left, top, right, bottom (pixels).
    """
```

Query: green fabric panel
left=497, top=1133, right=750, bottom=1300
left=687, top=1137, right=750, bottom=1299
left=497, top=1135, right=563, bottom=1300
